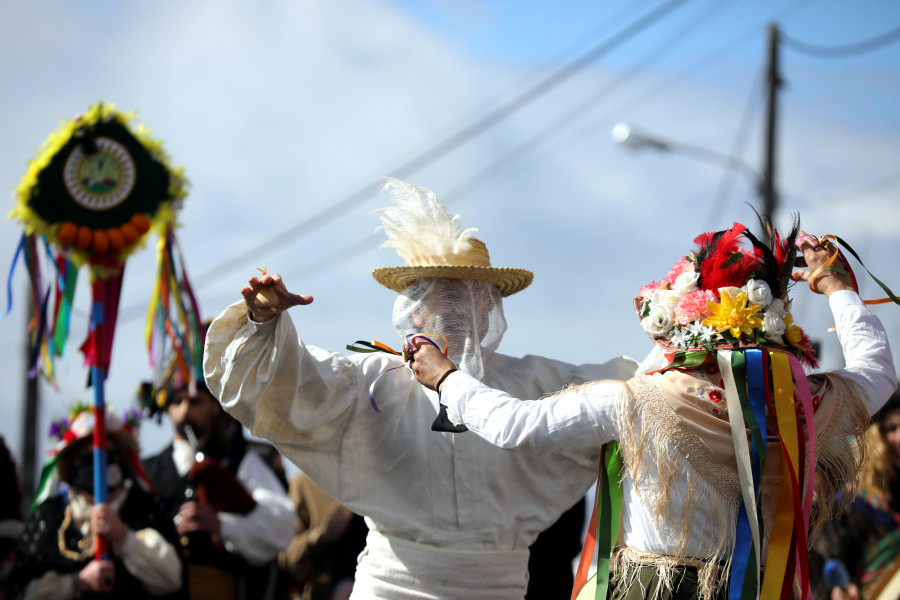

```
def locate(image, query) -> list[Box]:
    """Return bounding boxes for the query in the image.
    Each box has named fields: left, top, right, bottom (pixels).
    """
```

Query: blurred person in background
left=279, top=471, right=362, bottom=600
left=7, top=404, right=181, bottom=599
left=141, top=374, right=296, bottom=600
left=0, top=436, right=24, bottom=600
left=811, top=389, right=900, bottom=600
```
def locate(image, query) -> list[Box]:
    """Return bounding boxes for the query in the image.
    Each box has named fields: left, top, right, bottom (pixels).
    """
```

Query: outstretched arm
left=793, top=230, right=896, bottom=414
left=241, top=273, right=314, bottom=322
left=410, top=340, right=621, bottom=454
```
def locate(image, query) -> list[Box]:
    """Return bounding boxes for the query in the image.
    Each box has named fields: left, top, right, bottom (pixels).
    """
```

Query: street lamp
left=611, top=122, right=779, bottom=240
left=611, top=123, right=761, bottom=191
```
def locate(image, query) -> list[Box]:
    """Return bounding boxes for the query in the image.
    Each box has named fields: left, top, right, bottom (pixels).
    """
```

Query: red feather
left=696, top=223, right=758, bottom=292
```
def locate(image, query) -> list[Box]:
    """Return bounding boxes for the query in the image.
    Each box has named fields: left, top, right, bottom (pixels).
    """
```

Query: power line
left=781, top=23, right=900, bottom=58
left=787, top=166, right=900, bottom=202
left=703, top=71, right=764, bottom=230
left=599, top=0, right=817, bottom=120
left=119, top=0, right=832, bottom=321
left=188, top=0, right=729, bottom=293
left=447, top=0, right=743, bottom=199
left=447, top=0, right=813, bottom=203
left=122, top=0, right=789, bottom=315
left=188, top=0, right=693, bottom=289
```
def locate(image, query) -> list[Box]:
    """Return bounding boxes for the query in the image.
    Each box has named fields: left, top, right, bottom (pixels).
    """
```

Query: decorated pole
left=6, top=101, right=187, bottom=560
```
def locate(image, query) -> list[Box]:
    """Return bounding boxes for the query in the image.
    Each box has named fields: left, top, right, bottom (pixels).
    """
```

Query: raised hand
left=175, top=501, right=221, bottom=536
left=791, top=231, right=855, bottom=297
left=408, top=338, right=457, bottom=392
left=241, top=273, right=314, bottom=322
left=79, top=559, right=115, bottom=594
left=91, top=503, right=126, bottom=544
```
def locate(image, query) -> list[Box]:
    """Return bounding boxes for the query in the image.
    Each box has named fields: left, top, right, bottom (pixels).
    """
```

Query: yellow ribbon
left=759, top=352, right=800, bottom=598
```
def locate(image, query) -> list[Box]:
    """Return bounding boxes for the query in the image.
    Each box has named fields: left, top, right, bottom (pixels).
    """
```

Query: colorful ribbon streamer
left=571, top=442, right=623, bottom=600
left=346, top=333, right=448, bottom=413
left=716, top=348, right=819, bottom=600
left=145, top=225, right=204, bottom=394
left=809, top=235, right=899, bottom=305
left=0, top=233, right=24, bottom=322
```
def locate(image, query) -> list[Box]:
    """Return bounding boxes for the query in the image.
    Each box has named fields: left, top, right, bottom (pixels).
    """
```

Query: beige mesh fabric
left=392, top=278, right=506, bottom=381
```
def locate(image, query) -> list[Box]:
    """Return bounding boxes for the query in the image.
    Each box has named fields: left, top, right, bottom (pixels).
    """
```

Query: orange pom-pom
left=57, top=222, right=77, bottom=246
left=120, top=223, right=140, bottom=245
left=130, top=214, right=151, bottom=234
left=74, top=226, right=93, bottom=250
left=107, top=228, right=124, bottom=253
left=91, top=230, right=109, bottom=254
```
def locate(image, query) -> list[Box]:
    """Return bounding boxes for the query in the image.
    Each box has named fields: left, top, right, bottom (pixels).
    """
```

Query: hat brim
left=373, top=265, right=533, bottom=297
left=633, top=296, right=802, bottom=357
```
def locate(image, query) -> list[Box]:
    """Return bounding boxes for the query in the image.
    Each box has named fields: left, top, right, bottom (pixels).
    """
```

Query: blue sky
left=1, top=0, right=899, bottom=481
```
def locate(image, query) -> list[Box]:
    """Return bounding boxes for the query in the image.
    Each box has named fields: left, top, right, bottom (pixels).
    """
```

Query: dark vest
left=142, top=442, right=283, bottom=600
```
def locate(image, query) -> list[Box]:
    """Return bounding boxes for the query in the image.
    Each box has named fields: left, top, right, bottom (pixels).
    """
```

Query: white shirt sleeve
left=116, top=528, right=183, bottom=594
left=218, top=450, right=297, bottom=566
left=204, top=301, right=380, bottom=501
left=441, top=373, right=623, bottom=454
left=828, top=290, right=897, bottom=415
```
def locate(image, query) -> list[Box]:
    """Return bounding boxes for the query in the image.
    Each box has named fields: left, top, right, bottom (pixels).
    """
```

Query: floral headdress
left=47, top=403, right=143, bottom=457
left=32, top=403, right=150, bottom=514
left=633, top=217, right=828, bottom=598
left=635, top=218, right=817, bottom=369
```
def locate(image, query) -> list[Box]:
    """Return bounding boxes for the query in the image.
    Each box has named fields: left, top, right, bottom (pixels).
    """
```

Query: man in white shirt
left=203, top=178, right=638, bottom=600
left=142, top=380, right=296, bottom=600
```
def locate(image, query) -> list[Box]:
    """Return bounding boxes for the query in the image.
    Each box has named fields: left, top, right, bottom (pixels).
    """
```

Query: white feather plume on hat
left=371, top=177, right=533, bottom=296
left=375, top=177, right=479, bottom=264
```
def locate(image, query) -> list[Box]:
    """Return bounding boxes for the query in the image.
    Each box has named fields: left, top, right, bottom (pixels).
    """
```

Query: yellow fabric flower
left=702, top=290, right=763, bottom=339
left=783, top=313, right=803, bottom=347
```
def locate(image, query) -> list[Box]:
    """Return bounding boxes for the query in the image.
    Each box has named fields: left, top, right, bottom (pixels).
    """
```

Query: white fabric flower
left=641, top=305, right=676, bottom=337
left=671, top=328, right=693, bottom=348
left=689, top=322, right=717, bottom=343
left=762, top=311, right=786, bottom=341
left=718, top=286, right=742, bottom=299
left=672, top=270, right=699, bottom=294
left=767, top=298, right=788, bottom=317
left=649, top=289, right=680, bottom=313
left=745, top=279, right=773, bottom=307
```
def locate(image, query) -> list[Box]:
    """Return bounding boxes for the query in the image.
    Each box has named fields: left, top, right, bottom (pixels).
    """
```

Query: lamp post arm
left=611, top=123, right=760, bottom=189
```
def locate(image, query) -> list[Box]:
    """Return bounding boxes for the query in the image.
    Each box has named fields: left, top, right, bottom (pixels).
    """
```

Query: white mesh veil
left=392, top=278, right=507, bottom=381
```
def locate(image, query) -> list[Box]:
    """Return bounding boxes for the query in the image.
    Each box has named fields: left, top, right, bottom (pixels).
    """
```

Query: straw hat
left=371, top=178, right=532, bottom=297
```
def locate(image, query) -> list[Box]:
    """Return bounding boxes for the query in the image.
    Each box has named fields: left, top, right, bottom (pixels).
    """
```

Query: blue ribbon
left=0, top=233, right=25, bottom=321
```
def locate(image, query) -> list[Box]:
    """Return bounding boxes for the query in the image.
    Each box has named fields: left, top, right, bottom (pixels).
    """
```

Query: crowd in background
left=0, top=402, right=586, bottom=600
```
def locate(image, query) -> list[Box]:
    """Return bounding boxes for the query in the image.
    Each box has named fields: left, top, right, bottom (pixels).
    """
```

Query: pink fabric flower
left=639, top=278, right=668, bottom=297
left=674, top=289, right=716, bottom=325
left=666, top=257, right=693, bottom=285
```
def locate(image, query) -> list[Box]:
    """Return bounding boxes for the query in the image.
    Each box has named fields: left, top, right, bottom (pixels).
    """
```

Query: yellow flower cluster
left=702, top=290, right=764, bottom=339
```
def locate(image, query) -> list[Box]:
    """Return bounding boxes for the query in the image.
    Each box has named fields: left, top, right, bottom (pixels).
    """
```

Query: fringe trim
left=617, top=377, right=738, bottom=598
left=610, top=547, right=727, bottom=600
left=808, top=372, right=871, bottom=536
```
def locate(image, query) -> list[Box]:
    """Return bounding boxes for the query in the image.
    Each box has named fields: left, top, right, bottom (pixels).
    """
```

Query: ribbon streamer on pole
left=6, top=101, right=188, bottom=560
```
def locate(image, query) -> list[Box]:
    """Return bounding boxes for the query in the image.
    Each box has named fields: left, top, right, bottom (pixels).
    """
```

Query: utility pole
left=760, top=23, right=781, bottom=237
left=20, top=295, right=39, bottom=512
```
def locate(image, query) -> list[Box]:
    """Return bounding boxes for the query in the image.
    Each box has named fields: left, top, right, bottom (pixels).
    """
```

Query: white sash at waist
left=350, top=529, right=530, bottom=600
